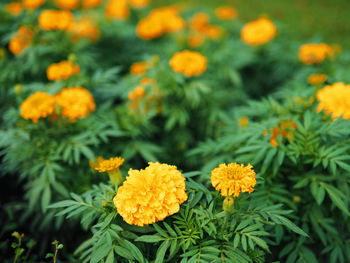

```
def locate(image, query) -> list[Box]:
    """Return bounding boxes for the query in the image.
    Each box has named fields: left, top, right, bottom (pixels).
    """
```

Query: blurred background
left=155, top=0, right=350, bottom=47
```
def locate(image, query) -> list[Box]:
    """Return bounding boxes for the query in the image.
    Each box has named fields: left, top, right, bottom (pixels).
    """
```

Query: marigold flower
left=130, top=61, right=151, bottom=75
left=188, top=33, right=205, bottom=48
left=298, top=43, right=333, bottom=65
left=92, top=157, right=125, bottom=172
left=20, top=92, right=56, bottom=123
left=241, top=17, right=276, bottom=46
left=128, top=0, right=149, bottom=8
left=140, top=77, right=155, bottom=85
left=9, top=26, right=33, bottom=55
left=47, top=61, right=80, bottom=81
left=189, top=13, right=209, bottom=32
left=128, top=86, right=146, bottom=100
left=203, top=25, right=223, bottom=39
left=55, top=0, right=79, bottom=10
left=38, top=10, right=74, bottom=31
left=82, top=0, right=102, bottom=8
left=105, top=0, right=129, bottom=20
left=5, top=2, right=23, bottom=15
left=317, top=82, right=350, bottom=119
left=23, top=0, right=45, bottom=9
left=55, top=87, right=95, bottom=121
left=114, top=162, right=187, bottom=226
left=68, top=17, right=100, bottom=42
left=238, top=116, right=249, bottom=127
left=307, top=74, right=327, bottom=85
left=215, top=6, right=238, bottom=20
left=136, top=17, right=164, bottom=40
left=211, top=163, right=256, bottom=197
left=169, top=50, right=207, bottom=77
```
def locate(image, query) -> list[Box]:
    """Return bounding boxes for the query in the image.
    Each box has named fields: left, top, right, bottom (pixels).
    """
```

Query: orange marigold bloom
left=55, top=0, right=79, bottom=10
left=307, top=74, right=327, bottom=85
left=82, top=0, right=102, bottom=8
left=92, top=157, right=125, bottom=173
left=188, top=33, right=205, bottom=48
left=130, top=61, right=151, bottom=75
left=136, top=16, right=164, bottom=40
left=5, top=2, right=23, bottom=15
left=55, top=87, right=95, bottom=121
left=47, top=61, right=80, bottom=81
left=211, top=163, right=256, bottom=197
left=317, top=82, right=350, bottom=120
left=140, top=77, right=155, bottom=85
left=114, top=162, right=187, bottom=226
left=203, top=25, right=223, bottom=39
left=189, top=13, right=209, bottom=32
left=38, top=10, right=74, bottom=31
left=128, top=86, right=146, bottom=100
left=9, top=26, right=33, bottom=55
left=241, top=17, right=276, bottom=46
left=20, top=92, right=56, bottom=123
left=68, top=17, right=100, bottom=42
left=23, top=0, right=45, bottom=9
left=215, top=6, right=238, bottom=20
left=298, top=43, right=333, bottom=65
left=105, top=0, right=129, bottom=20
left=169, top=50, right=207, bottom=77
left=128, top=0, right=149, bottom=8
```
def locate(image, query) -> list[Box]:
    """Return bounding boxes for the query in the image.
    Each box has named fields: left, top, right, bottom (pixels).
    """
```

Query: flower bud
left=223, top=196, right=234, bottom=211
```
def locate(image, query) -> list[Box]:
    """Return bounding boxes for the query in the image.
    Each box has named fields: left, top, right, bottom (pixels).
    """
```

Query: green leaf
left=155, top=240, right=170, bottom=263
left=323, top=183, right=350, bottom=215
left=135, top=235, right=164, bottom=243
left=271, top=215, right=308, bottom=237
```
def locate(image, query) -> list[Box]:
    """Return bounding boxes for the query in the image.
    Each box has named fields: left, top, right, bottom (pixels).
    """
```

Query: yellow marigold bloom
left=189, top=13, right=209, bottom=32
left=241, top=17, right=276, bottom=46
left=188, top=33, right=205, bottom=48
left=211, top=163, right=256, bottom=197
left=140, top=77, right=155, bottom=85
left=203, top=25, right=223, bottom=39
left=55, top=0, right=79, bottom=10
left=215, top=6, right=238, bottom=20
left=114, top=162, right=187, bottom=226
left=68, top=17, right=100, bottom=42
left=316, top=82, right=350, bottom=120
left=38, top=10, right=74, bottom=31
left=23, top=0, right=45, bottom=9
left=136, top=16, right=163, bottom=40
left=298, top=43, right=333, bottom=65
left=130, top=61, right=151, bottom=75
left=307, top=74, right=327, bottom=85
left=82, top=0, right=102, bottom=8
left=105, top=0, right=129, bottom=20
left=238, top=116, right=249, bottom=127
left=55, top=87, right=95, bottom=121
left=128, top=86, right=146, bottom=100
left=92, top=157, right=125, bottom=173
left=5, top=2, right=23, bottom=15
left=47, top=61, right=80, bottom=81
left=128, top=0, right=149, bottom=8
left=169, top=50, right=207, bottom=77
left=20, top=92, right=56, bottom=123
left=9, top=26, right=33, bottom=55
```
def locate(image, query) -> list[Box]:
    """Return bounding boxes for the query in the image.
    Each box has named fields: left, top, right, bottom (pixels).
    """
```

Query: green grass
left=155, top=0, right=350, bottom=47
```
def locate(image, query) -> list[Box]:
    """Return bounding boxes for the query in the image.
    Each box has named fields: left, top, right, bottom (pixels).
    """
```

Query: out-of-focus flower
left=188, top=33, right=205, bottom=48
left=128, top=0, right=149, bottom=8
left=202, top=25, right=223, bottom=39
left=5, top=2, right=23, bottom=15
left=136, top=16, right=164, bottom=40
left=238, top=116, right=249, bottom=127
left=47, top=61, right=80, bottom=81
left=105, top=0, right=129, bottom=20
left=298, top=43, right=333, bottom=65
left=20, top=92, right=56, bottom=123
left=215, top=6, right=238, bottom=20
left=9, top=26, right=33, bottom=55
left=23, top=0, right=45, bottom=9
left=307, top=74, right=327, bottom=85
left=268, top=119, right=297, bottom=147
left=91, top=157, right=125, bottom=184
left=169, top=50, right=207, bottom=77
left=55, top=86, right=95, bottom=121
left=55, top=0, right=79, bottom=10
left=128, top=86, right=146, bottom=100
left=38, top=10, right=74, bottom=31
left=82, top=0, right=102, bottom=8
left=317, top=82, right=350, bottom=120
left=189, top=13, right=209, bottom=32
left=114, top=162, right=187, bottom=226
left=241, top=17, right=276, bottom=46
left=130, top=61, right=151, bottom=75
left=211, top=163, right=256, bottom=197
left=68, top=17, right=100, bottom=42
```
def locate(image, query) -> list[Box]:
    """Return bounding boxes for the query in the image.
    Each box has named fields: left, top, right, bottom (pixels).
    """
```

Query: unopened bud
left=223, top=196, right=234, bottom=211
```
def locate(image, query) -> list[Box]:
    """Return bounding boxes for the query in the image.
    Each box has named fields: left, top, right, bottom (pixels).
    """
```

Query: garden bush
left=0, top=0, right=349, bottom=262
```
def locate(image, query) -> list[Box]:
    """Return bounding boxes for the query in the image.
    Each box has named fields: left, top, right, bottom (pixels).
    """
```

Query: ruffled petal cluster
left=211, top=163, right=256, bottom=197
left=215, top=6, right=238, bottom=20
left=169, top=50, right=207, bottom=77
left=23, top=0, right=45, bottom=9
left=9, top=26, right=34, bottom=55
left=68, top=17, right=100, bottom=42
left=308, top=74, right=327, bottom=85
left=105, top=0, right=129, bottom=20
left=298, top=43, right=333, bottom=65
left=55, top=0, right=79, bottom=10
left=47, top=61, right=80, bottom=81
left=20, top=92, right=56, bottom=123
left=82, top=0, right=102, bottom=8
left=317, top=82, right=350, bottom=119
left=38, top=10, right=74, bottom=31
left=92, top=157, right=125, bottom=173
left=241, top=18, right=276, bottom=46
left=55, top=87, right=96, bottom=121
left=114, top=162, right=187, bottom=226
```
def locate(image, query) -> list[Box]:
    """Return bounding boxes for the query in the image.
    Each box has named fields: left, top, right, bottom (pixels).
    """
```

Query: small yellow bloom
left=9, top=26, right=33, bottom=56
left=189, top=13, right=209, bottom=32
left=23, top=0, right=45, bottom=9
left=114, top=162, right=187, bottom=226
left=20, top=92, right=56, bottom=123
left=238, top=116, right=249, bottom=127
left=211, top=163, right=256, bottom=197
left=92, top=157, right=125, bottom=173
left=55, top=0, right=79, bottom=10
left=316, top=82, right=350, bottom=120
left=68, top=17, right=100, bottom=42
left=307, top=74, right=327, bottom=85
left=55, top=87, right=95, bottom=121
left=82, top=0, right=102, bottom=8
left=38, top=10, right=74, bottom=31
left=169, top=50, right=207, bottom=77
left=241, top=18, right=276, bottom=46
left=105, top=0, right=129, bottom=20
left=298, top=43, right=333, bottom=65
left=128, top=86, right=146, bottom=100
left=5, top=2, right=23, bottom=15
left=130, top=61, right=151, bottom=75
left=215, top=6, right=238, bottom=20
left=128, top=0, right=149, bottom=8
left=46, top=61, right=80, bottom=81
